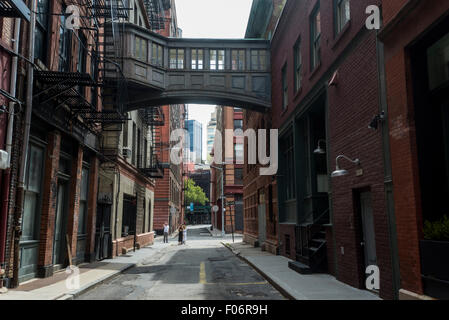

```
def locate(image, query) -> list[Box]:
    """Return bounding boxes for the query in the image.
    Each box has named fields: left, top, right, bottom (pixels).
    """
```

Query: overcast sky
left=174, top=0, right=253, bottom=161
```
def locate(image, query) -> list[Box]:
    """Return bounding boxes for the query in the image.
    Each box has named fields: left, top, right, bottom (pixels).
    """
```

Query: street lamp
left=331, top=155, right=361, bottom=178
left=210, top=164, right=225, bottom=238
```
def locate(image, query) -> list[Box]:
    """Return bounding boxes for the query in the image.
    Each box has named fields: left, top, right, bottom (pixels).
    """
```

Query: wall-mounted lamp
left=368, top=111, right=385, bottom=130
left=331, top=155, right=361, bottom=178
left=314, top=139, right=327, bottom=154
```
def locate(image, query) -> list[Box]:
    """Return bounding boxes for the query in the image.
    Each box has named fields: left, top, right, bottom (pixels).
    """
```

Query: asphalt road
left=76, top=227, right=285, bottom=300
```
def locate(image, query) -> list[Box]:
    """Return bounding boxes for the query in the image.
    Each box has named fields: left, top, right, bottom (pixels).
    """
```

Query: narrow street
left=76, top=227, right=284, bottom=300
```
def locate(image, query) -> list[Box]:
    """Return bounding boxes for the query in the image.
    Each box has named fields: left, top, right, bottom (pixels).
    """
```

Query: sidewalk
left=223, top=241, right=381, bottom=300
left=0, top=234, right=177, bottom=300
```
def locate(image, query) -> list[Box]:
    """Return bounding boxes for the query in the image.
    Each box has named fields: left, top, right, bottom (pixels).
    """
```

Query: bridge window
left=210, top=50, right=225, bottom=70
left=191, top=49, right=204, bottom=70
left=294, top=38, right=302, bottom=92
left=310, top=3, right=321, bottom=70
left=232, top=50, right=245, bottom=71
left=170, top=48, right=185, bottom=69
left=282, top=64, right=288, bottom=110
left=251, top=50, right=267, bottom=71
left=135, top=36, right=148, bottom=62
left=152, top=43, right=163, bottom=67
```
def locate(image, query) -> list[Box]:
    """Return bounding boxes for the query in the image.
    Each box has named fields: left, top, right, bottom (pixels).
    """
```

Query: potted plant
left=420, top=215, right=449, bottom=298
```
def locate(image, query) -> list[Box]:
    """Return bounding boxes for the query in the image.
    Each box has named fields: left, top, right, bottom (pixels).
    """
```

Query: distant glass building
left=185, top=119, right=203, bottom=164
left=207, top=109, right=217, bottom=164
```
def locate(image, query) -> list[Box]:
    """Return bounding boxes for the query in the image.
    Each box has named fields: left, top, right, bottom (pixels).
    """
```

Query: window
left=234, top=168, right=243, bottom=185
left=123, top=120, right=129, bottom=148
left=191, top=49, right=204, bottom=70
left=294, top=39, right=302, bottom=92
left=283, top=132, right=295, bottom=200
left=59, top=6, right=72, bottom=72
left=170, top=48, right=185, bottom=69
left=310, top=4, right=321, bottom=70
left=35, top=0, right=49, bottom=63
left=78, top=33, right=88, bottom=96
left=151, top=43, right=163, bottom=66
left=234, top=143, right=244, bottom=163
left=335, top=0, right=350, bottom=34
left=282, top=64, right=288, bottom=110
left=234, top=119, right=243, bottom=130
left=22, top=144, right=45, bottom=241
left=251, top=50, right=267, bottom=71
left=77, top=167, right=89, bottom=236
left=210, top=49, right=225, bottom=70
left=231, top=49, right=245, bottom=71
left=132, top=122, right=136, bottom=165
left=135, top=36, right=148, bottom=61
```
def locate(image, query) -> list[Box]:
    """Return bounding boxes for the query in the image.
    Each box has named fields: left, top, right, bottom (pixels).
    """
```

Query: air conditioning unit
left=122, top=147, right=132, bottom=158
left=0, top=150, right=9, bottom=170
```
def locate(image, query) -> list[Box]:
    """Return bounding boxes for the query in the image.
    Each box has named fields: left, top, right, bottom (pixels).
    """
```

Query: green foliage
left=185, top=178, right=209, bottom=206
left=423, top=215, right=449, bottom=241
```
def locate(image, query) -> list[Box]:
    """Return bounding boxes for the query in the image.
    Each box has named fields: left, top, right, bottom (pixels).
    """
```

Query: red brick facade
left=270, top=0, right=395, bottom=299
left=380, top=0, right=449, bottom=299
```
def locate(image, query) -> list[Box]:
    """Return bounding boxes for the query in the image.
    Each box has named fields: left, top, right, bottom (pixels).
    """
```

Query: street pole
left=220, top=167, right=225, bottom=238
left=13, top=0, right=37, bottom=288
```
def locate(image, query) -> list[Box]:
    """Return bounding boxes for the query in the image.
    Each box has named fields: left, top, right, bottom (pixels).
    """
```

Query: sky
left=174, top=0, right=253, bottom=161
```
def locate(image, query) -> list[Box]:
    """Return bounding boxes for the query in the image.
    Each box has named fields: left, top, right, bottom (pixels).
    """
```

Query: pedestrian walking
left=182, top=224, right=187, bottom=244
left=163, top=222, right=169, bottom=243
left=178, top=225, right=183, bottom=245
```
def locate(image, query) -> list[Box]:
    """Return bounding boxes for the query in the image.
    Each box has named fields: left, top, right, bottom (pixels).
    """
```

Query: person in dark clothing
left=178, top=225, right=183, bottom=245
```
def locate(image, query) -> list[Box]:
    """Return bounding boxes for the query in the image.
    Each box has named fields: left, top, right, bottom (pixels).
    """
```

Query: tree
left=185, top=178, right=209, bottom=206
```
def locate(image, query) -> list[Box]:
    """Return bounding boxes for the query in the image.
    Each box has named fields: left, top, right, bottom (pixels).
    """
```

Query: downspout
left=376, top=31, right=401, bottom=299
left=12, top=0, right=37, bottom=288
left=0, top=18, right=21, bottom=292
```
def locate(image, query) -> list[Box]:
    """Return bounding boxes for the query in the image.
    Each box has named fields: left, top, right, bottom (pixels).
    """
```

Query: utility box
left=0, top=150, right=9, bottom=170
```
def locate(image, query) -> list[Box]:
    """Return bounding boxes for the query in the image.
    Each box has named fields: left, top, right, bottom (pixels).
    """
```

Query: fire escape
left=138, top=107, right=164, bottom=178
left=144, top=0, right=171, bottom=31
left=31, top=0, right=129, bottom=148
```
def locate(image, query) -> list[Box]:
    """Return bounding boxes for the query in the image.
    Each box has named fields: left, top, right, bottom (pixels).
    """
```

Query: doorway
left=53, top=180, right=69, bottom=270
left=95, top=202, right=112, bottom=260
left=355, top=190, right=377, bottom=286
left=257, top=189, right=266, bottom=245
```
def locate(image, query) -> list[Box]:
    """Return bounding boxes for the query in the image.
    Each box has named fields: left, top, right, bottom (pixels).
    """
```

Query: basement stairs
left=288, top=210, right=329, bottom=274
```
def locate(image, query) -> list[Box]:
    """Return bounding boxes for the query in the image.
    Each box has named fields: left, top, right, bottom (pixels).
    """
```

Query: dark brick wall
left=381, top=0, right=449, bottom=296
left=271, top=0, right=395, bottom=299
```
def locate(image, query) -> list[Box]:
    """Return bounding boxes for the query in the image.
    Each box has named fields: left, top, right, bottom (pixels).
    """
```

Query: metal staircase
left=289, top=209, right=329, bottom=274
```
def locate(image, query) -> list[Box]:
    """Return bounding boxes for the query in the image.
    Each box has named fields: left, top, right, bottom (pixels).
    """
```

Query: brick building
left=242, top=0, right=285, bottom=255
left=271, top=0, right=396, bottom=299
left=148, top=0, right=185, bottom=238
left=210, top=106, right=244, bottom=233
left=98, top=0, right=157, bottom=258
left=1, top=0, right=115, bottom=286
left=379, top=0, right=449, bottom=300
left=0, top=1, right=30, bottom=291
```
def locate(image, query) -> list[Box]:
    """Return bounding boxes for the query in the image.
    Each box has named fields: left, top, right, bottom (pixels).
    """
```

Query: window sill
left=309, top=61, right=322, bottom=80
left=331, top=21, right=351, bottom=50
left=293, top=87, right=303, bottom=101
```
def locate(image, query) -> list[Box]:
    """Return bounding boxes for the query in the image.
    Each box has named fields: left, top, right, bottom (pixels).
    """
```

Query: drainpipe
left=12, top=0, right=37, bottom=288
left=376, top=31, right=401, bottom=299
left=0, top=18, right=21, bottom=292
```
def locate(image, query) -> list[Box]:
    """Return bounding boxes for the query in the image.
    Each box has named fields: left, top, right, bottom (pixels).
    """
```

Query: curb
left=56, top=262, right=136, bottom=300
left=221, top=242, right=296, bottom=301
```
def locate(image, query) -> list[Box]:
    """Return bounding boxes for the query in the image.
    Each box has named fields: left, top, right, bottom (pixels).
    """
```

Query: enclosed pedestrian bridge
left=104, top=23, right=271, bottom=112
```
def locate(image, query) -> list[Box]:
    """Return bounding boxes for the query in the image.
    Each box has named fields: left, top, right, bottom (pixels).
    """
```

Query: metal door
left=360, top=192, right=377, bottom=268
left=258, top=204, right=266, bottom=244
left=95, top=203, right=112, bottom=260
left=53, top=181, right=68, bottom=269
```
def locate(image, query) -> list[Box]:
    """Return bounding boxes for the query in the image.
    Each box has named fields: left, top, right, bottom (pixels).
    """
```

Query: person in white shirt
left=163, top=222, right=169, bottom=243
